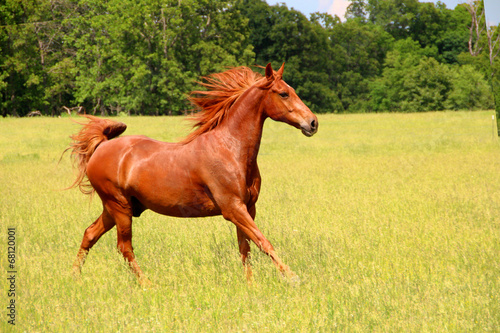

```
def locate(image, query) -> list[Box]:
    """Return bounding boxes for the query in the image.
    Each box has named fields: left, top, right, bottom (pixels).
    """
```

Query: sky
left=266, top=0, right=500, bottom=26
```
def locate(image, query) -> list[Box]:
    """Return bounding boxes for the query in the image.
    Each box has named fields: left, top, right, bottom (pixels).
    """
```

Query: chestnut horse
left=68, top=63, right=318, bottom=285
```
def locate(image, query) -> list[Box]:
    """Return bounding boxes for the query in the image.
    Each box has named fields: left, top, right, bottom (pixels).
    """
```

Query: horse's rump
left=67, top=115, right=127, bottom=195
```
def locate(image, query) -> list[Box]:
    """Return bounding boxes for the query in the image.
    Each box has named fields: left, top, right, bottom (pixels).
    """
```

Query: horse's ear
left=276, top=62, right=285, bottom=79
left=265, top=63, right=274, bottom=80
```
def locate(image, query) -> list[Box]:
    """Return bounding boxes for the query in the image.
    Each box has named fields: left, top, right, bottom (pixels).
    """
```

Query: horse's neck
left=221, top=86, right=267, bottom=164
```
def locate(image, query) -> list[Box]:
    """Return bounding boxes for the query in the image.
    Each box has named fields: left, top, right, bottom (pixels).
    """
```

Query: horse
left=68, top=63, right=318, bottom=285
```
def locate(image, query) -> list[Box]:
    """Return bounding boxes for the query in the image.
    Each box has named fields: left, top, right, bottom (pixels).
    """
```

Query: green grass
left=1, top=111, right=499, bottom=331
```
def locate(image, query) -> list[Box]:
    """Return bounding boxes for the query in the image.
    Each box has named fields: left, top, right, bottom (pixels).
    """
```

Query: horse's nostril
left=311, top=119, right=316, bottom=130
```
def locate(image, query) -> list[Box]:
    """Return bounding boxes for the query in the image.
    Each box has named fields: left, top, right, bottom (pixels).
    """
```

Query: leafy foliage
left=0, top=0, right=497, bottom=116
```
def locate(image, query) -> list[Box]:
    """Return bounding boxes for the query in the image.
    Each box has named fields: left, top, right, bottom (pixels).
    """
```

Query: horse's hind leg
left=72, top=209, right=115, bottom=277
left=111, top=208, right=151, bottom=287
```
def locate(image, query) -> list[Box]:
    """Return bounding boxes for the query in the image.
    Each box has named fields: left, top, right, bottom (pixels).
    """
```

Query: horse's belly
left=145, top=197, right=221, bottom=218
left=133, top=182, right=221, bottom=218
left=150, top=202, right=221, bottom=218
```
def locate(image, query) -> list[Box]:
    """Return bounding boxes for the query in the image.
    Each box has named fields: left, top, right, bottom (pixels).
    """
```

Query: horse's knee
left=82, top=227, right=98, bottom=248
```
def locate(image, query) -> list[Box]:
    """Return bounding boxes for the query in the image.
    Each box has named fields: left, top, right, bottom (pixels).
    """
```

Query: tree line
left=0, top=0, right=498, bottom=116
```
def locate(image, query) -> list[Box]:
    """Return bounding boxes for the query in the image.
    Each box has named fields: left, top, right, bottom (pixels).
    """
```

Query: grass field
left=1, top=111, right=499, bottom=332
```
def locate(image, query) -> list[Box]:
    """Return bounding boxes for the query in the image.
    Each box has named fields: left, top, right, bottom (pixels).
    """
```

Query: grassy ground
left=1, top=111, right=499, bottom=331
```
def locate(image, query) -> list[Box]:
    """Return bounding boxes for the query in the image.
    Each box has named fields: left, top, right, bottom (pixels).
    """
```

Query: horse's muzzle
left=301, top=118, right=318, bottom=137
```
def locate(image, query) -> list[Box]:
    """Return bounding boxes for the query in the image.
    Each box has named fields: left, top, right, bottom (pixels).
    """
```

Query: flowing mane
left=182, top=66, right=272, bottom=143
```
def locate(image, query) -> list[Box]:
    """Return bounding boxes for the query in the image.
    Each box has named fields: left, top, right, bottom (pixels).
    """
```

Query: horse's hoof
left=282, top=270, right=301, bottom=286
left=138, top=276, right=153, bottom=289
left=71, top=266, right=82, bottom=280
left=289, top=274, right=301, bottom=286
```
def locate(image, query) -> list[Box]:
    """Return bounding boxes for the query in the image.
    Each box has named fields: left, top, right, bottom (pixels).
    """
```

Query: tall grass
left=1, top=112, right=499, bottom=331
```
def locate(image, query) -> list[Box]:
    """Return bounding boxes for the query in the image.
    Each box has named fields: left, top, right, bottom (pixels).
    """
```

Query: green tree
left=366, top=0, right=420, bottom=40
left=68, top=0, right=254, bottom=115
left=330, top=19, right=394, bottom=111
left=0, top=0, right=78, bottom=116
left=368, top=38, right=453, bottom=112
left=357, top=0, right=470, bottom=64
left=1, top=0, right=47, bottom=116
left=0, top=0, right=493, bottom=116
left=445, top=64, right=494, bottom=110
left=238, top=0, right=342, bottom=112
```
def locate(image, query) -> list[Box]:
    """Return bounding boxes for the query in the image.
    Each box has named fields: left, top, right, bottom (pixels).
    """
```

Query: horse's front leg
left=236, top=226, right=252, bottom=282
left=236, top=203, right=255, bottom=282
left=224, top=201, right=297, bottom=280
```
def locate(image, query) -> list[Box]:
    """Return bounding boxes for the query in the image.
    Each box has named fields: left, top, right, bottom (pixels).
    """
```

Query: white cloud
left=326, top=0, right=351, bottom=21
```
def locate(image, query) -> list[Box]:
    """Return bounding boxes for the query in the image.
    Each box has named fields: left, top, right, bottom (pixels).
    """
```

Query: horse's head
left=262, top=63, right=318, bottom=137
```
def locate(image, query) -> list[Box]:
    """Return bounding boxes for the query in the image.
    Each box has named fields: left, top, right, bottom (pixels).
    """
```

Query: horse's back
left=86, top=135, right=176, bottom=194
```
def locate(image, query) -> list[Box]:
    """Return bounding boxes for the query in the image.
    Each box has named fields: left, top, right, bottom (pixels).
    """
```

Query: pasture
left=1, top=111, right=499, bottom=331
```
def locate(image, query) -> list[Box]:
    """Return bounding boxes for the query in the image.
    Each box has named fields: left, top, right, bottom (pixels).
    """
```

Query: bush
left=445, top=65, right=494, bottom=110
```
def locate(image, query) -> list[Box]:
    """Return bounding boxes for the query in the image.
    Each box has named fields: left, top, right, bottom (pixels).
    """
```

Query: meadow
left=1, top=111, right=499, bottom=332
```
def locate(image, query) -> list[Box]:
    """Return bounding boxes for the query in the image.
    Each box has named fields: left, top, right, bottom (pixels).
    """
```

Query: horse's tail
left=65, top=115, right=127, bottom=195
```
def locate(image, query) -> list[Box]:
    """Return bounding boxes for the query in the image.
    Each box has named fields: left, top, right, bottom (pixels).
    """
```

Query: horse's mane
left=182, top=66, right=274, bottom=144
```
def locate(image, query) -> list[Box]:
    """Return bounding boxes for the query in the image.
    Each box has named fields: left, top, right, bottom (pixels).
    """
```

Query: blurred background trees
left=0, top=0, right=497, bottom=116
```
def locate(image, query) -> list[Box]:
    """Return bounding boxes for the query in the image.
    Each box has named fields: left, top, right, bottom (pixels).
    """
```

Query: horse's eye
left=279, top=92, right=289, bottom=98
